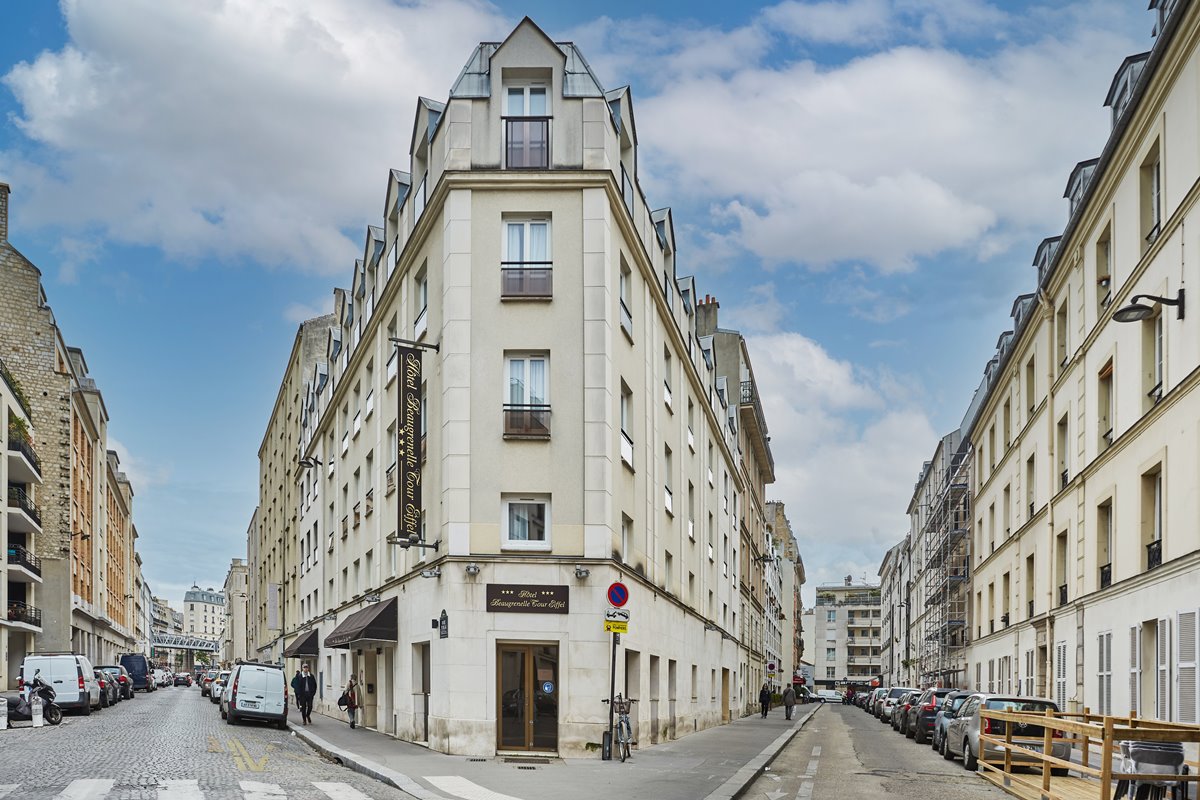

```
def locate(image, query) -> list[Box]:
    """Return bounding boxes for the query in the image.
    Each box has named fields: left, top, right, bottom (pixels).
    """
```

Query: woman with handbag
left=340, top=675, right=360, bottom=728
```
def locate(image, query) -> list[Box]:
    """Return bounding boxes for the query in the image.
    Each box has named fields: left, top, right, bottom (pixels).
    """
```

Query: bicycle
left=603, top=694, right=637, bottom=762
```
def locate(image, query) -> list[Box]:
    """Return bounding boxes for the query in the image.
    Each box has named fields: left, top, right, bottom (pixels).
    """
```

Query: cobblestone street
left=0, top=685, right=410, bottom=799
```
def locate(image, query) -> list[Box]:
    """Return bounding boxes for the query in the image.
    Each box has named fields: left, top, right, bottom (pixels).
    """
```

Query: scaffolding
left=921, top=443, right=972, bottom=688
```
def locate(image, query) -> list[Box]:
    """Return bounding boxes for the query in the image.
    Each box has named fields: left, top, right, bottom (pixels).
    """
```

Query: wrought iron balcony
left=1099, top=563, right=1112, bottom=589
left=1027, top=599, right=1034, bottom=619
left=503, top=404, right=551, bottom=438
left=501, top=262, right=553, bottom=298
left=1146, top=539, right=1163, bottom=570
left=7, top=486, right=41, bottom=525
left=6, top=600, right=42, bottom=628
left=7, top=543, right=41, bottom=577
left=1058, top=583, right=1068, bottom=607
left=504, top=117, right=549, bottom=169
left=7, top=433, right=42, bottom=477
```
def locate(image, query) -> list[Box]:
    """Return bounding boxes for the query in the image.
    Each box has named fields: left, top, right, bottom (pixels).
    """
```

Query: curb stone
left=287, top=722, right=452, bottom=800
left=702, top=704, right=823, bottom=800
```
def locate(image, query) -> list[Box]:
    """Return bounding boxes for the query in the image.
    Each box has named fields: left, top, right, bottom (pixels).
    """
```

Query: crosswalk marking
left=240, top=782, right=288, bottom=800
left=158, top=779, right=204, bottom=800
left=313, top=783, right=374, bottom=800
left=425, top=776, right=525, bottom=800
left=57, top=780, right=116, bottom=800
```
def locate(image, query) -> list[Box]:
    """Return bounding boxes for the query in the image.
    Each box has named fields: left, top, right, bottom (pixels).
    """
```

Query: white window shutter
left=1104, top=632, right=1113, bottom=715
left=1177, top=610, right=1197, bottom=724
left=1156, top=617, right=1171, bottom=720
left=1055, top=641, right=1068, bottom=710
left=1097, top=633, right=1108, bottom=715
left=1130, top=625, right=1141, bottom=716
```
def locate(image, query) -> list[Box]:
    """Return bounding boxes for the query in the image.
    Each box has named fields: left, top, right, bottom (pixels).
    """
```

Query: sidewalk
left=289, top=703, right=822, bottom=800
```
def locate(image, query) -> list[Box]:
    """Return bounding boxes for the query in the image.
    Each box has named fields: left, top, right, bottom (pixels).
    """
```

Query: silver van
left=222, top=662, right=288, bottom=729
left=21, top=653, right=101, bottom=714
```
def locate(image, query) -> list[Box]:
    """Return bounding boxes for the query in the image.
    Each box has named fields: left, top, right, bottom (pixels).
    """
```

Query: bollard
left=31, top=694, right=43, bottom=728
left=0, top=696, right=7, bottom=730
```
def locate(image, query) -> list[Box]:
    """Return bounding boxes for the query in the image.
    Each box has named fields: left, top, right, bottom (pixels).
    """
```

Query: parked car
left=119, top=654, right=155, bottom=692
left=906, top=687, right=956, bottom=743
left=942, top=694, right=1070, bottom=774
left=93, top=669, right=118, bottom=708
left=152, top=669, right=171, bottom=688
left=880, top=687, right=918, bottom=723
left=869, top=687, right=888, bottom=715
left=96, top=665, right=134, bottom=700
left=209, top=671, right=232, bottom=704
left=222, top=662, right=288, bottom=729
left=931, top=691, right=973, bottom=752
left=200, top=670, right=219, bottom=697
left=20, top=653, right=101, bottom=715
left=816, top=689, right=843, bottom=703
left=893, top=691, right=920, bottom=732
left=173, top=672, right=193, bottom=687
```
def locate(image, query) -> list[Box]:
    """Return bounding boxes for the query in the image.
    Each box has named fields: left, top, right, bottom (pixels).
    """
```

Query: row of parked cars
left=851, top=685, right=1071, bottom=774
left=196, top=662, right=290, bottom=729
left=16, top=652, right=161, bottom=715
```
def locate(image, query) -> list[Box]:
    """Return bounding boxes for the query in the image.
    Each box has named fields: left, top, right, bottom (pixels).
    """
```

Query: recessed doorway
left=497, top=643, right=559, bottom=751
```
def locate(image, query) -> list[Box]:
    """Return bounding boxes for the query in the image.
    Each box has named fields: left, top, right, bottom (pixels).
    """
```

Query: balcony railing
left=503, top=404, right=551, bottom=438
left=1147, top=539, right=1163, bottom=570
left=1058, top=583, right=1068, bottom=607
left=500, top=262, right=553, bottom=298
left=7, top=433, right=42, bottom=477
left=7, top=486, right=41, bottom=525
left=1099, top=562, right=1112, bottom=589
left=1060, top=469, right=1069, bottom=490
left=7, top=543, right=42, bottom=577
left=1027, top=599, right=1035, bottom=618
left=6, top=600, right=42, bottom=628
left=504, top=117, right=549, bottom=169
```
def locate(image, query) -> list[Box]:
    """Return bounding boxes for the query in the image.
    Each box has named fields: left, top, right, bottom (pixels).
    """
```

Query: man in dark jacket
left=292, top=664, right=318, bottom=724
left=759, top=684, right=771, bottom=718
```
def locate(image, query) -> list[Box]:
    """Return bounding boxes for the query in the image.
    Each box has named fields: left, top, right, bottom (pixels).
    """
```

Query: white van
left=222, top=662, right=288, bottom=729
left=21, top=653, right=101, bottom=714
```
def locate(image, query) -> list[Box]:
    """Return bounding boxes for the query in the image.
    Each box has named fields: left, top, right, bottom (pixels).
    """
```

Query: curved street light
left=1112, top=289, right=1184, bottom=322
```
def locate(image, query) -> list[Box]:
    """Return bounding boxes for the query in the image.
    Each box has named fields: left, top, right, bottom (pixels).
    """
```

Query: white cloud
left=2, top=0, right=508, bottom=275
left=108, top=435, right=171, bottom=490
left=284, top=296, right=333, bottom=325
left=722, top=282, right=790, bottom=334
left=763, top=0, right=894, bottom=45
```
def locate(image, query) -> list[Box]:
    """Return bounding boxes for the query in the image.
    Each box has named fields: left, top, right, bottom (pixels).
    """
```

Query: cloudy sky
left=0, top=0, right=1151, bottom=611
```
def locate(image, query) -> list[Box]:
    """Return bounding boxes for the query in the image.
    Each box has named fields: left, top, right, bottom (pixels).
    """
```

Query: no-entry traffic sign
left=607, top=582, right=629, bottom=607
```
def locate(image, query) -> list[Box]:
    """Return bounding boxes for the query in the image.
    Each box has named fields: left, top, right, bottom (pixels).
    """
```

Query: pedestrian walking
left=782, top=684, right=796, bottom=720
left=294, top=664, right=317, bottom=724
left=340, top=675, right=360, bottom=728
left=759, top=683, right=771, bottom=718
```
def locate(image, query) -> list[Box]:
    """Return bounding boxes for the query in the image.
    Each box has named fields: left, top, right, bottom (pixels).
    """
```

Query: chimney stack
left=0, top=182, right=10, bottom=244
left=695, top=293, right=720, bottom=336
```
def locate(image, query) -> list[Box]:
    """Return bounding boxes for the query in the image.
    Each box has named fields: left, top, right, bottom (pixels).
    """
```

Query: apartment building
left=767, top=502, right=805, bottom=691
left=183, top=585, right=224, bottom=642
left=963, top=0, right=1200, bottom=722
left=2, top=355, right=44, bottom=687
left=259, top=18, right=782, bottom=757
left=878, top=542, right=904, bottom=686
left=222, top=558, right=249, bottom=664
left=0, top=184, right=139, bottom=664
left=812, top=580, right=882, bottom=688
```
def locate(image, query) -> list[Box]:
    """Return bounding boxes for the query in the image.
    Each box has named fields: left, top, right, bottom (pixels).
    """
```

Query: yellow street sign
left=604, top=620, right=629, bottom=634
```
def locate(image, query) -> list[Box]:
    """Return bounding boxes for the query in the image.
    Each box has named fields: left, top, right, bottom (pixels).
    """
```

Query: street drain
left=468, top=758, right=487, bottom=762
left=503, top=757, right=551, bottom=764
left=516, top=766, right=536, bottom=770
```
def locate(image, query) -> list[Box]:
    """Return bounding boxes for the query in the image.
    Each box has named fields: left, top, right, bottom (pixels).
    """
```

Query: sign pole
left=606, top=630, right=618, bottom=760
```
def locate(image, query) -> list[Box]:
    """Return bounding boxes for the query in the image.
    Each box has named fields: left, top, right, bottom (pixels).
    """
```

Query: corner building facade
left=275, top=19, right=775, bottom=756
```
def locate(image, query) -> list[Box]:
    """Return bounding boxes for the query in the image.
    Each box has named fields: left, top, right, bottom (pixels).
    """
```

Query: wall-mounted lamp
left=574, top=565, right=590, bottom=579
left=298, top=456, right=330, bottom=469
left=1113, top=289, right=1185, bottom=322
left=420, top=567, right=441, bottom=579
left=464, top=562, right=481, bottom=576
left=704, top=622, right=719, bottom=632
left=755, top=554, right=774, bottom=564
left=363, top=593, right=382, bottom=603
left=72, top=531, right=91, bottom=541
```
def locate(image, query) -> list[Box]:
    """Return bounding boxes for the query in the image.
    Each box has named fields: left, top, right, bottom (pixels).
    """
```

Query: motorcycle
left=3, top=671, right=63, bottom=727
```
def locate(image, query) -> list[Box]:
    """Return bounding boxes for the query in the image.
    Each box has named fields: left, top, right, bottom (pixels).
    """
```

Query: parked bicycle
left=602, top=693, right=637, bottom=762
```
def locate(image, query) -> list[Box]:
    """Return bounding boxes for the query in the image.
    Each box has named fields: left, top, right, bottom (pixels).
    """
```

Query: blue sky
left=0, top=0, right=1150, bottom=610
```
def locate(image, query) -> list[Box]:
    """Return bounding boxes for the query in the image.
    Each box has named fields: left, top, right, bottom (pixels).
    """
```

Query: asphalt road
left=0, top=682, right=411, bottom=799
left=740, top=703, right=1011, bottom=799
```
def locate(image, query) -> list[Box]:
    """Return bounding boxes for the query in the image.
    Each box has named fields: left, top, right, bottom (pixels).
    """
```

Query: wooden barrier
left=976, top=708, right=1200, bottom=800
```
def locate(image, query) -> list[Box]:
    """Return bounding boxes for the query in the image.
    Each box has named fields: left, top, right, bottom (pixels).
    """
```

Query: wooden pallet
left=981, top=770, right=1104, bottom=800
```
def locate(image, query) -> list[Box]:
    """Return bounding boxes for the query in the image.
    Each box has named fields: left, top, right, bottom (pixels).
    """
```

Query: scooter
left=3, top=671, right=63, bottom=727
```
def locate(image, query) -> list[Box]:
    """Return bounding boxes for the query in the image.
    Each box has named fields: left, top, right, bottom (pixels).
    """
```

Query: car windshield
left=985, top=699, right=1057, bottom=713
left=949, top=696, right=967, bottom=711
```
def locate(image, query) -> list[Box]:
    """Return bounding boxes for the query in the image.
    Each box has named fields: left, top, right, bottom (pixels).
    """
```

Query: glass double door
left=497, top=644, right=558, bottom=751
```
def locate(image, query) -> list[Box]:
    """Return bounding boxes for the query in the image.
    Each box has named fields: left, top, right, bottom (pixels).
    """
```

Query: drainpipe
left=1037, top=287, right=1057, bottom=696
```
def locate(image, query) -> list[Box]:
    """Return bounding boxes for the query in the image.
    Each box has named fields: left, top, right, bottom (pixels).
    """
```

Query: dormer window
left=1105, top=53, right=1149, bottom=128
left=505, top=84, right=549, bottom=169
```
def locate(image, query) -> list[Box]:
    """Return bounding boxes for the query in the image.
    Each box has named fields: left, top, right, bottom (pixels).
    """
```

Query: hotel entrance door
left=497, top=644, right=559, bottom=751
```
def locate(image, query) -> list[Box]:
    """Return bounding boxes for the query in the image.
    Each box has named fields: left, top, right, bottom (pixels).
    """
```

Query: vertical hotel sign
left=397, top=345, right=423, bottom=542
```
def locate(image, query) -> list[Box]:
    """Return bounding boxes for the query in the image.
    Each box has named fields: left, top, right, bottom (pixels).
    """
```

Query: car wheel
left=220, top=707, right=227, bottom=719
left=81, top=700, right=91, bottom=716
left=276, top=719, right=288, bottom=731
left=227, top=711, right=237, bottom=725
left=963, top=740, right=978, bottom=771
left=913, top=725, right=925, bottom=744
left=942, top=736, right=955, bottom=760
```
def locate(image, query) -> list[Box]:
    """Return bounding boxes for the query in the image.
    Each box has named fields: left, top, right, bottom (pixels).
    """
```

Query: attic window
left=505, top=84, right=549, bottom=169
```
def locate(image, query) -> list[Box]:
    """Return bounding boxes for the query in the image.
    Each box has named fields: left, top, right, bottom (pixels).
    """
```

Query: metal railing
left=1099, top=563, right=1112, bottom=589
left=503, top=404, right=551, bottom=438
left=7, top=486, right=40, bottom=525
left=1146, top=539, right=1163, bottom=570
left=500, top=263, right=553, bottom=298
left=0, top=357, right=32, bottom=418
left=1058, top=583, right=1068, bottom=607
left=7, top=433, right=42, bottom=476
left=504, top=117, right=549, bottom=169
left=6, top=600, right=42, bottom=627
left=1027, top=599, right=1034, bottom=619
left=7, top=543, right=42, bottom=577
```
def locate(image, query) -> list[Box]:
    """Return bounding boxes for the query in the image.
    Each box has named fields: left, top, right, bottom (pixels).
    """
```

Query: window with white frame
left=502, top=494, right=550, bottom=550
left=501, top=218, right=552, bottom=299
left=507, top=354, right=548, bottom=407
left=414, top=265, right=429, bottom=339
left=505, top=85, right=549, bottom=168
left=619, top=259, right=633, bottom=339
left=620, top=381, right=634, bottom=468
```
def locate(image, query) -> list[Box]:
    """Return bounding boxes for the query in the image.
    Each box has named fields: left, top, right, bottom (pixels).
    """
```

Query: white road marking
left=157, top=780, right=204, bottom=800
left=56, top=780, right=116, bottom=800
left=240, top=782, right=287, bottom=800
left=313, top=783, right=374, bottom=800
left=425, top=775, right=526, bottom=800
left=0, top=786, right=17, bottom=799
left=811, top=746, right=821, bottom=756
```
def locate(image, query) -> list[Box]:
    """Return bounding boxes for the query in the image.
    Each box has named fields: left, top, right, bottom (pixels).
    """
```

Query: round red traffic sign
left=607, top=582, right=629, bottom=607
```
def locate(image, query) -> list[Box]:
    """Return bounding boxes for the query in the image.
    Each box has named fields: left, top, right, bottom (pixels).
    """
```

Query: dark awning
left=282, top=629, right=319, bottom=658
left=323, top=597, right=398, bottom=649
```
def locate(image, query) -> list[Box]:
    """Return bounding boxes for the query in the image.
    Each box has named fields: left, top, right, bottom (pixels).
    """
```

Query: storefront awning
left=323, top=597, right=398, bottom=649
left=282, top=629, right=320, bottom=658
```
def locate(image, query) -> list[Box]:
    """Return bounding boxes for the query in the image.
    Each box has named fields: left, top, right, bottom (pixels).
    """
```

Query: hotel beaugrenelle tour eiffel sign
left=486, top=584, right=570, bottom=614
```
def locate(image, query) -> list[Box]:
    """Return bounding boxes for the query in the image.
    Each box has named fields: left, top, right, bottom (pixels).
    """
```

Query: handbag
left=337, top=691, right=349, bottom=708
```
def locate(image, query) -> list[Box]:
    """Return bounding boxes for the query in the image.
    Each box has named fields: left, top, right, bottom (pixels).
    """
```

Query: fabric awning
left=323, top=597, right=399, bottom=649
left=282, top=629, right=320, bottom=658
